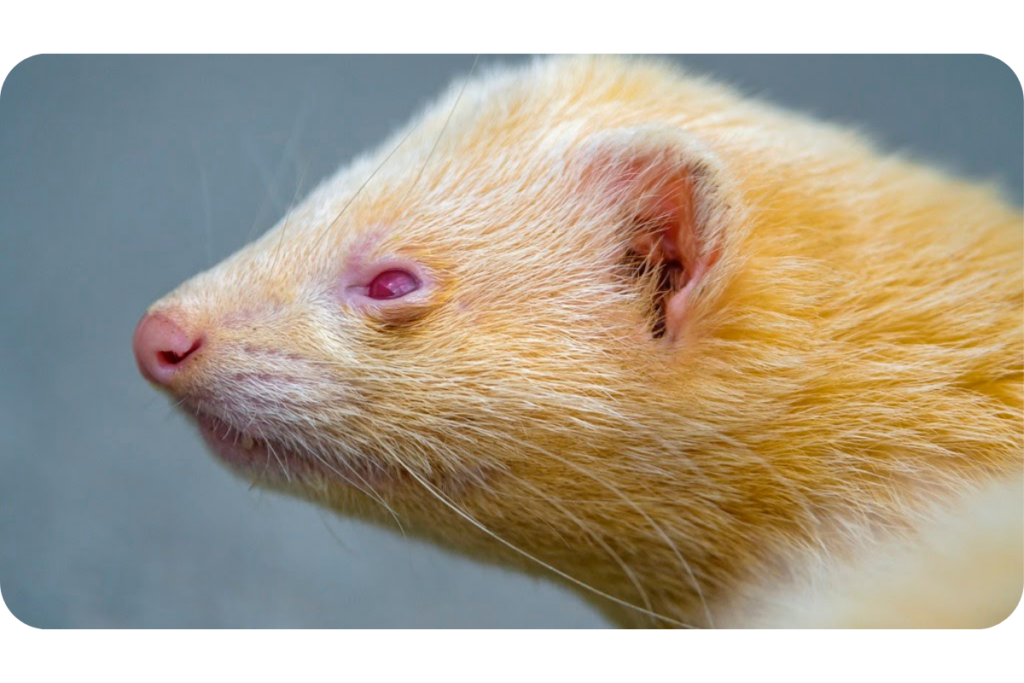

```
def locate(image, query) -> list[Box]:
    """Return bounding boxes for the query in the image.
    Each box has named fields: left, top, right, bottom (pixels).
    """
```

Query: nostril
left=158, top=338, right=203, bottom=366
left=132, top=311, right=204, bottom=386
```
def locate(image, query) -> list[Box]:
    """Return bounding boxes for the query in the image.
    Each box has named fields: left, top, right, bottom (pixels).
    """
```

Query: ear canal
left=581, top=126, right=723, bottom=342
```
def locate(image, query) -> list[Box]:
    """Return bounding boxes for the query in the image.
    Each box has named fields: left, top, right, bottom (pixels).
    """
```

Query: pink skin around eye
left=366, top=269, right=421, bottom=300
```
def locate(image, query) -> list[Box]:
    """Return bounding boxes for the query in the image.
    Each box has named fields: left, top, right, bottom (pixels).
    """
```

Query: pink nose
left=132, top=312, right=204, bottom=386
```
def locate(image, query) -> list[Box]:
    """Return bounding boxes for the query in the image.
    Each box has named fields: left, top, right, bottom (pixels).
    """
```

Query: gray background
left=1, top=55, right=1020, bottom=628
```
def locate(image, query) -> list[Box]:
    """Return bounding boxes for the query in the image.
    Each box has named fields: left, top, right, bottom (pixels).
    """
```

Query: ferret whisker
left=522, top=439, right=715, bottom=627
left=399, top=462, right=692, bottom=628
left=265, top=440, right=291, bottom=484
left=316, top=509, right=355, bottom=556
left=244, top=100, right=311, bottom=245
left=305, top=448, right=406, bottom=535
left=407, top=54, right=479, bottom=202
left=308, top=118, right=423, bottom=259
left=270, top=155, right=315, bottom=274
left=509, top=473, right=657, bottom=623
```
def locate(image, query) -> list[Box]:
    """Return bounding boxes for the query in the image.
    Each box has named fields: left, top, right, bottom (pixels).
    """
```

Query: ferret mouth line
left=189, top=409, right=487, bottom=518
left=190, top=410, right=392, bottom=492
left=193, top=412, right=298, bottom=476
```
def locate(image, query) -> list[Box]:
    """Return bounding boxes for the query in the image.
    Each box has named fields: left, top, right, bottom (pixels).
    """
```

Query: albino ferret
left=133, top=56, right=1022, bottom=628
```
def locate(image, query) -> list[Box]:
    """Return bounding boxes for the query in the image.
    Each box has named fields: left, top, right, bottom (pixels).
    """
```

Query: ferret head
left=132, top=57, right=1023, bottom=626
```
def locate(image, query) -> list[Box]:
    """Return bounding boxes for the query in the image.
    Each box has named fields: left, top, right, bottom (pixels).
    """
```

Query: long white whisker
left=244, top=101, right=311, bottom=244
left=307, top=122, right=420, bottom=258
left=512, top=475, right=656, bottom=623
left=400, top=464, right=692, bottom=628
left=409, top=54, right=479, bottom=196
left=512, top=438, right=715, bottom=627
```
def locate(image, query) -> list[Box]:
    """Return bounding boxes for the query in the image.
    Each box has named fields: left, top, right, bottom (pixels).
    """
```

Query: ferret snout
left=132, top=311, right=204, bottom=386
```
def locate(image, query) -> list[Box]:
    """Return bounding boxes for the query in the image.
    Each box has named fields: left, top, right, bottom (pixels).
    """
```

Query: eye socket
left=366, top=269, right=421, bottom=300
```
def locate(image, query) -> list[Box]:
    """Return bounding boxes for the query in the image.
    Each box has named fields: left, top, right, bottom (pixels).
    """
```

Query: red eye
left=366, top=269, right=420, bottom=300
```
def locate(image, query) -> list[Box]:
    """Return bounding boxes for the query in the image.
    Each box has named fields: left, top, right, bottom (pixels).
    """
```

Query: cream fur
left=143, top=56, right=1023, bottom=628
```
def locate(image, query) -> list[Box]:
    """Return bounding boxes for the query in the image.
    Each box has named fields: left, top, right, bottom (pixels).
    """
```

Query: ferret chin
left=133, top=56, right=1023, bottom=628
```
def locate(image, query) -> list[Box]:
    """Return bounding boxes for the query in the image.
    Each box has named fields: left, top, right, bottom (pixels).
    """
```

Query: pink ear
left=582, top=127, right=720, bottom=342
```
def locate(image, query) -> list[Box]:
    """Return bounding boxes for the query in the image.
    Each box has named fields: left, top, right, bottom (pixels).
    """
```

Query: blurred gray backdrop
left=1, top=55, right=1020, bottom=628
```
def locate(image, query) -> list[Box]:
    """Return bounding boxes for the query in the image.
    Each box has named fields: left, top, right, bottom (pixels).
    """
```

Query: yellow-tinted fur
left=143, top=56, right=1023, bottom=627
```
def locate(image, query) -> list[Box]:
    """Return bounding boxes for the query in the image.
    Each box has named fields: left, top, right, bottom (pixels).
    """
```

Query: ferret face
left=133, top=59, right=726, bottom=524
left=132, top=57, right=1023, bottom=626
